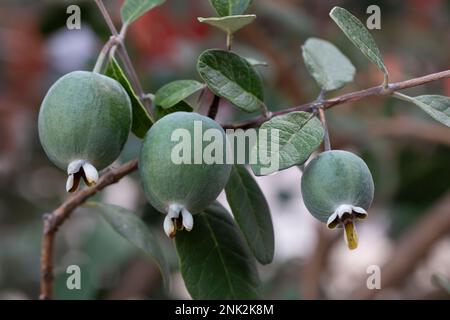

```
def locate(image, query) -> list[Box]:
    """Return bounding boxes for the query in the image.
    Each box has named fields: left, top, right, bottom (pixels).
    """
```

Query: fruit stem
left=93, top=36, right=120, bottom=73
left=382, top=72, right=390, bottom=89
left=344, top=221, right=358, bottom=250
left=226, top=32, right=233, bottom=51
left=318, top=107, right=331, bottom=151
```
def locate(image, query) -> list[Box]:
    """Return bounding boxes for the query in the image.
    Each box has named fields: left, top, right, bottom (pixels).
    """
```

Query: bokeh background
left=1, top=0, right=450, bottom=300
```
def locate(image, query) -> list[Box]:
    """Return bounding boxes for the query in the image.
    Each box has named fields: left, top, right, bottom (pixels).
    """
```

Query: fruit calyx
left=326, top=204, right=368, bottom=250
left=66, top=160, right=99, bottom=193
left=163, top=203, right=194, bottom=238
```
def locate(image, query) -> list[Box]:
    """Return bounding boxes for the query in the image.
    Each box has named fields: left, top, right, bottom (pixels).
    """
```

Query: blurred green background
left=0, top=0, right=449, bottom=299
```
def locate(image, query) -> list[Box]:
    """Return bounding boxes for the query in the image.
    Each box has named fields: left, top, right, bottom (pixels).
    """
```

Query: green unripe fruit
left=139, top=112, right=232, bottom=237
left=38, top=71, right=132, bottom=192
left=301, top=150, right=374, bottom=249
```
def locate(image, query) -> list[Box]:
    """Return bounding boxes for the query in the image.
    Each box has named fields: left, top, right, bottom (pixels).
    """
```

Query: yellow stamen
left=344, top=221, right=358, bottom=250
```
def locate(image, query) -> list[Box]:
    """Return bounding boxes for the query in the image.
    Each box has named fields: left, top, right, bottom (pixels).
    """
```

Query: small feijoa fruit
left=301, top=150, right=374, bottom=250
left=139, top=112, right=231, bottom=238
left=38, top=71, right=132, bottom=192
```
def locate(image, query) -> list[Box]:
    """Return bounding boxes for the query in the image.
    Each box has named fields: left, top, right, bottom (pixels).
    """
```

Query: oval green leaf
left=89, top=201, right=170, bottom=287
left=175, top=201, right=262, bottom=299
left=330, top=6, right=388, bottom=80
left=251, top=111, right=324, bottom=176
left=154, top=80, right=204, bottom=109
left=225, top=165, right=274, bottom=264
left=209, top=0, right=253, bottom=17
left=106, top=57, right=152, bottom=138
left=302, top=37, right=355, bottom=91
left=154, top=100, right=193, bottom=121
left=121, top=0, right=166, bottom=25
left=198, top=15, right=256, bottom=35
left=412, top=95, right=450, bottom=127
left=197, top=49, right=264, bottom=113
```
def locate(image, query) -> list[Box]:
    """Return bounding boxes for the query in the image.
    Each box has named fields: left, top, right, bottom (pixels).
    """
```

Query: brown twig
left=351, top=191, right=450, bottom=299
left=39, top=159, right=138, bottom=300
left=223, top=69, right=450, bottom=129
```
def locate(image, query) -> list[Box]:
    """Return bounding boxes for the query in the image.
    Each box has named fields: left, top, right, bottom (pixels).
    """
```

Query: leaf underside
left=121, top=0, right=166, bottom=25
left=251, top=111, right=324, bottom=176
left=412, top=95, right=450, bottom=127
left=302, top=37, right=355, bottom=91
left=198, top=15, right=256, bottom=34
left=330, top=6, right=388, bottom=77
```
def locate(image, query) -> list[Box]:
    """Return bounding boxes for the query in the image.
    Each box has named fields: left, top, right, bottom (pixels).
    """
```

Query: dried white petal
left=67, top=160, right=85, bottom=175
left=326, top=211, right=339, bottom=229
left=66, top=174, right=75, bottom=192
left=82, top=162, right=99, bottom=186
left=167, top=203, right=182, bottom=219
left=181, top=208, right=194, bottom=231
left=352, top=206, right=368, bottom=220
left=327, top=204, right=369, bottom=229
left=163, top=215, right=176, bottom=238
left=335, top=204, right=354, bottom=218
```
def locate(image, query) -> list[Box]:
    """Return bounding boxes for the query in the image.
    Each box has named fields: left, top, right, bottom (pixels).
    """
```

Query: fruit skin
left=139, top=112, right=231, bottom=217
left=38, top=71, right=132, bottom=172
left=301, top=150, right=374, bottom=224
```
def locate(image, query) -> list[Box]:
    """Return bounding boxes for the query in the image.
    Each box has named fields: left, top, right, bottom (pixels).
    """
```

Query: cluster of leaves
left=85, top=0, right=450, bottom=300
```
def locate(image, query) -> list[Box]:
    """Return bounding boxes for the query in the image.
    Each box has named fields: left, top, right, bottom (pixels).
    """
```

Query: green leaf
left=225, top=165, right=274, bottom=264
left=197, top=49, right=264, bottom=113
left=121, top=0, right=166, bottom=25
left=154, top=100, right=193, bottom=120
left=175, top=201, right=262, bottom=299
left=412, top=95, right=450, bottom=127
left=209, top=0, right=253, bottom=17
left=106, top=57, right=152, bottom=138
left=89, top=202, right=170, bottom=287
left=154, top=80, right=204, bottom=109
left=251, top=111, right=324, bottom=176
left=329, top=6, right=388, bottom=79
left=302, top=37, right=355, bottom=91
left=198, top=15, right=256, bottom=35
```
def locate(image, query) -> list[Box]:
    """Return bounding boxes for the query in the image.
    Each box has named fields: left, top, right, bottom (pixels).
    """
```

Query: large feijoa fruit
left=139, top=112, right=231, bottom=238
left=38, top=71, right=132, bottom=192
left=301, top=150, right=374, bottom=250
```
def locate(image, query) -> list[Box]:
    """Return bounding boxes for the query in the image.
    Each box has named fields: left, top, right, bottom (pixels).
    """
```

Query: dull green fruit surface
left=301, top=150, right=374, bottom=249
left=38, top=71, right=132, bottom=191
left=139, top=112, right=231, bottom=237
